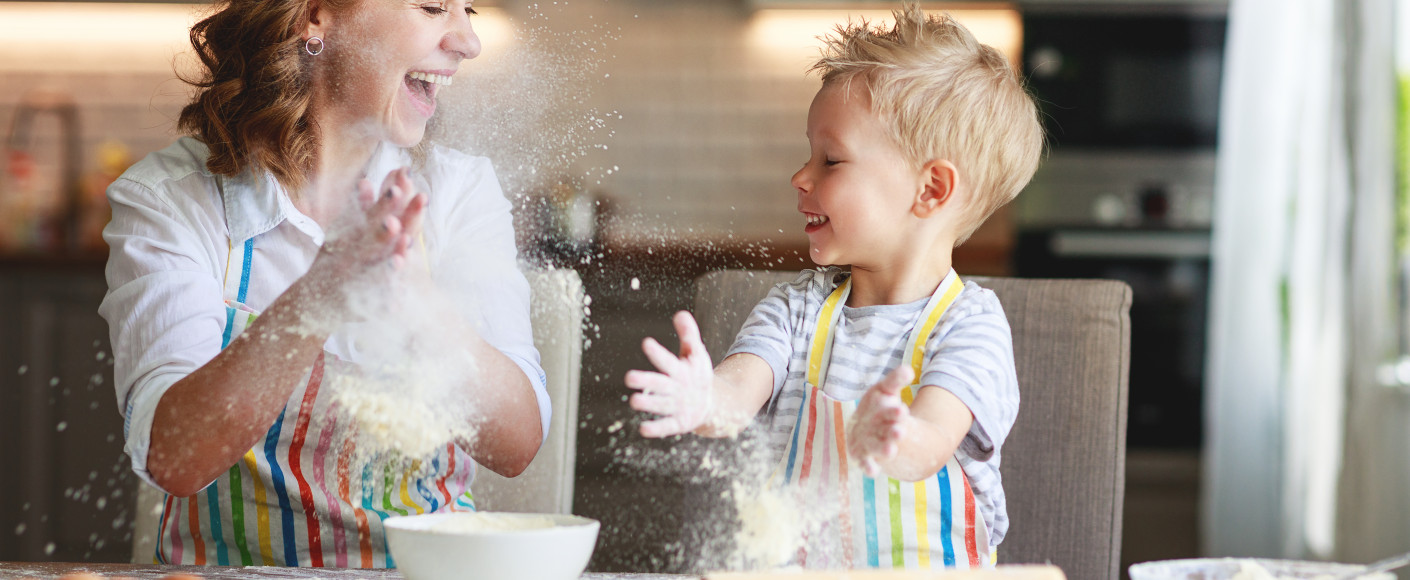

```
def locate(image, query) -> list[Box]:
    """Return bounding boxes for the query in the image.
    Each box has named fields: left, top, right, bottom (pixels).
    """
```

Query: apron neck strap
left=807, top=270, right=964, bottom=390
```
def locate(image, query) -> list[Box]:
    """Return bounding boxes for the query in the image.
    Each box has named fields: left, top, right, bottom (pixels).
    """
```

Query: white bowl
left=1129, top=558, right=1397, bottom=580
left=385, top=511, right=600, bottom=580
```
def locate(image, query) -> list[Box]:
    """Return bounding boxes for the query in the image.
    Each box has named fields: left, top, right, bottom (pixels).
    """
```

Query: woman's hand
left=298, top=168, right=428, bottom=322
left=316, top=167, right=427, bottom=278
left=847, top=365, right=914, bottom=477
left=626, top=311, right=717, bottom=437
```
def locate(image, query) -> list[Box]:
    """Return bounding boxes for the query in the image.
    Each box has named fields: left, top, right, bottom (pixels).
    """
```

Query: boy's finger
left=624, top=370, right=678, bottom=393
left=883, top=404, right=904, bottom=422
left=861, top=457, right=880, bottom=478
left=629, top=392, right=677, bottom=416
left=641, top=417, right=688, bottom=438
left=877, top=365, right=914, bottom=396
left=641, top=338, right=684, bottom=375
left=673, top=311, right=705, bottom=355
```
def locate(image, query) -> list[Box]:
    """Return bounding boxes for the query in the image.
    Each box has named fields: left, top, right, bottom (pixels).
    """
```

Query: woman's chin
left=388, top=124, right=428, bottom=148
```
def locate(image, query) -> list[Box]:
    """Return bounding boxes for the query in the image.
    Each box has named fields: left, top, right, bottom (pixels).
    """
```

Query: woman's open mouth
left=403, top=71, right=453, bottom=117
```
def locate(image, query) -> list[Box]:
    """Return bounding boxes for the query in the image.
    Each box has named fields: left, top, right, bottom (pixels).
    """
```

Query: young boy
left=624, top=3, right=1042, bottom=570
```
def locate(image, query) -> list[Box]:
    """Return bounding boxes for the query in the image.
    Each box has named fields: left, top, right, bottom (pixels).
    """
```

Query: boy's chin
left=807, top=247, right=842, bottom=267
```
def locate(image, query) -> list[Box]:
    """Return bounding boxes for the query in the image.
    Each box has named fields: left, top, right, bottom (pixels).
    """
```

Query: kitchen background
left=0, top=0, right=1239, bottom=577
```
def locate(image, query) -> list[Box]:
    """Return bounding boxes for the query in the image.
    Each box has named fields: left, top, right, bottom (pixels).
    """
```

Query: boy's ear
left=913, top=159, right=960, bottom=219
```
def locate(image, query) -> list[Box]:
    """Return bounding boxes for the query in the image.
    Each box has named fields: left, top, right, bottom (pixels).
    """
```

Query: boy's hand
left=847, top=365, right=915, bottom=477
left=625, top=311, right=715, bottom=438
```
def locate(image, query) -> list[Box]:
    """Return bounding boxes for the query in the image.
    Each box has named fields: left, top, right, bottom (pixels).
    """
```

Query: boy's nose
left=790, top=166, right=810, bottom=195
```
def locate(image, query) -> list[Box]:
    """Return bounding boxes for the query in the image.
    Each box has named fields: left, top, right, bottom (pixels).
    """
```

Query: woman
left=98, top=0, right=549, bottom=567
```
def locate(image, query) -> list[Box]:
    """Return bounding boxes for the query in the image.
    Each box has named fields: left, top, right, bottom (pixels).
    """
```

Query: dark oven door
left=1023, top=6, right=1227, bottom=150
left=1015, top=228, right=1209, bottom=449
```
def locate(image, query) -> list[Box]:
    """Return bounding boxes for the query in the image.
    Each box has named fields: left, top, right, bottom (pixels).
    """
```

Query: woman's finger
left=400, top=193, right=427, bottom=239
left=379, top=168, right=403, bottom=201
left=357, top=179, right=376, bottom=211
left=395, top=168, right=415, bottom=207
left=380, top=215, right=403, bottom=242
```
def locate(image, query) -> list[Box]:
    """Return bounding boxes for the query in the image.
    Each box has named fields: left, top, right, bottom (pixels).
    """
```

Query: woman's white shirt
left=99, top=137, right=550, bottom=491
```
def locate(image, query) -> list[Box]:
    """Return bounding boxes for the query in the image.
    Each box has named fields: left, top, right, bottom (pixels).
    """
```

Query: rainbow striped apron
left=150, top=234, right=478, bottom=567
left=769, top=270, right=990, bottom=570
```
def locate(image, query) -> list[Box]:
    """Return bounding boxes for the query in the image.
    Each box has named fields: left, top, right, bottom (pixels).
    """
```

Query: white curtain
left=1337, top=0, right=1410, bottom=564
left=1206, top=0, right=1399, bottom=560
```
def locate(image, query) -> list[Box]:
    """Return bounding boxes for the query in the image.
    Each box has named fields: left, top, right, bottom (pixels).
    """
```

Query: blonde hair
left=811, top=2, right=1043, bottom=244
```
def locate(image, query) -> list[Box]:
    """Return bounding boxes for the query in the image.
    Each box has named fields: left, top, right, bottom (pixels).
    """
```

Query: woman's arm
left=147, top=273, right=335, bottom=497
left=449, top=332, right=542, bottom=478
left=147, top=173, right=426, bottom=497
left=422, top=154, right=548, bottom=477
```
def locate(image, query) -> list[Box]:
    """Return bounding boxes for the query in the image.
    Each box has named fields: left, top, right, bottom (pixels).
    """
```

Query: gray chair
left=472, top=268, right=585, bottom=515
left=693, top=270, right=1131, bottom=580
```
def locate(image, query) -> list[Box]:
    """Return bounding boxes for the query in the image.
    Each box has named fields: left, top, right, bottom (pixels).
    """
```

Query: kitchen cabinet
left=0, top=259, right=135, bottom=564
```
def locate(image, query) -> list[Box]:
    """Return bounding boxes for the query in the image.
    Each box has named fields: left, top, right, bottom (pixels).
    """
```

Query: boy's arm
left=848, top=366, right=975, bottom=482
left=626, top=311, right=775, bottom=438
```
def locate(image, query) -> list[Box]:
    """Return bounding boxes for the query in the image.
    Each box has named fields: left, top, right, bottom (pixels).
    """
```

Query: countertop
left=0, top=562, right=688, bottom=579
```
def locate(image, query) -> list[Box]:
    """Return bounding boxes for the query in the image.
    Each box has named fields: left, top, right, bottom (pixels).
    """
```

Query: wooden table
left=0, top=563, right=686, bottom=579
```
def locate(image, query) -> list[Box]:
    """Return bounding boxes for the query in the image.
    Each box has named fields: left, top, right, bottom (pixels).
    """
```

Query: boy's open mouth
left=804, top=213, right=829, bottom=232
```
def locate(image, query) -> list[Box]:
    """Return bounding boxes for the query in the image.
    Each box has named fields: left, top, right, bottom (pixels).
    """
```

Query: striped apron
left=150, top=234, right=478, bottom=567
left=769, top=270, right=990, bottom=570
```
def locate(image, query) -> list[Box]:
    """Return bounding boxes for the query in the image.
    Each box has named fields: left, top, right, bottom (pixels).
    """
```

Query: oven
left=1012, top=2, right=1227, bottom=450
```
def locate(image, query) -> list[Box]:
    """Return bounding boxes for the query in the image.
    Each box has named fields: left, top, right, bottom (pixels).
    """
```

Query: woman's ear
left=913, top=159, right=960, bottom=219
left=305, top=0, right=330, bottom=41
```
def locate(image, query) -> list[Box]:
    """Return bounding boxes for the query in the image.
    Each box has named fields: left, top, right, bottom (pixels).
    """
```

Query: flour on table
left=729, top=480, right=805, bottom=570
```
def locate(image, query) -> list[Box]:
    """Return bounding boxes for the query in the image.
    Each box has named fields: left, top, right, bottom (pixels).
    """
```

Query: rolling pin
left=703, top=565, right=1066, bottom=580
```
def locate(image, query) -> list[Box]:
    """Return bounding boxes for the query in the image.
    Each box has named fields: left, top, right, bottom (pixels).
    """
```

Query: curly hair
left=178, top=0, right=351, bottom=193
left=811, top=2, right=1043, bottom=245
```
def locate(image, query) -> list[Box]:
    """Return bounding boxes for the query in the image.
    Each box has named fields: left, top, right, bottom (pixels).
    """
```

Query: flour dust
left=599, top=423, right=833, bottom=573
left=321, top=273, right=483, bottom=463
left=300, top=1, right=624, bottom=465
left=431, top=1, right=621, bottom=263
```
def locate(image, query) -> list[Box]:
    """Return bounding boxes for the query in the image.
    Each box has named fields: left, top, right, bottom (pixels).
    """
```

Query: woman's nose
left=445, top=13, right=481, bottom=60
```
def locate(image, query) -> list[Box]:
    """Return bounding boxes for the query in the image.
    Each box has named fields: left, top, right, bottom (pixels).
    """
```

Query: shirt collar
left=220, top=166, right=287, bottom=246
left=219, top=142, right=407, bottom=246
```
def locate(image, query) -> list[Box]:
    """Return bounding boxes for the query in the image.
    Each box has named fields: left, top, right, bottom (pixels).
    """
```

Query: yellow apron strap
left=807, top=278, right=851, bottom=388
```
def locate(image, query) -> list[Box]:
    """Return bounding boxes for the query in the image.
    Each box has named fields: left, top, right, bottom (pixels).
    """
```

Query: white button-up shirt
left=100, top=137, right=550, bottom=492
